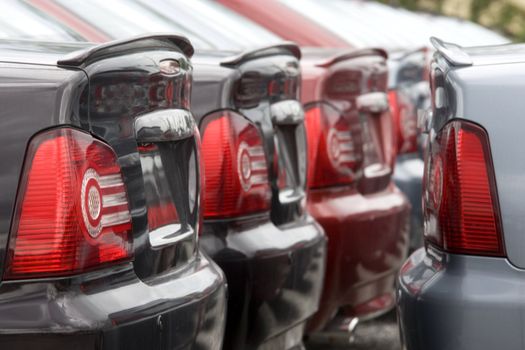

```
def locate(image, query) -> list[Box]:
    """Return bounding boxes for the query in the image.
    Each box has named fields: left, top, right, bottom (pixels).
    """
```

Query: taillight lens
left=388, top=89, right=418, bottom=154
left=423, top=120, right=504, bottom=256
left=324, top=70, right=362, bottom=98
left=305, top=104, right=363, bottom=188
left=5, top=128, right=132, bottom=279
left=234, top=72, right=266, bottom=109
left=201, top=111, right=270, bottom=219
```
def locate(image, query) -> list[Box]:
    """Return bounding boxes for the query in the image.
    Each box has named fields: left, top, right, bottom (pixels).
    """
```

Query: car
left=240, top=0, right=426, bottom=254
left=398, top=37, right=525, bottom=350
left=278, top=0, right=511, bottom=252
left=218, top=0, right=411, bottom=338
left=27, top=1, right=328, bottom=349
left=0, top=3, right=227, bottom=349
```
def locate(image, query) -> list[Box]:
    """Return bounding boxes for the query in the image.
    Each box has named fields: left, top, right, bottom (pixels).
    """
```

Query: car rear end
left=218, top=0, right=411, bottom=334
left=389, top=47, right=430, bottom=251
left=299, top=49, right=410, bottom=334
left=0, top=36, right=226, bottom=349
left=398, top=38, right=525, bottom=350
left=192, top=46, right=326, bottom=350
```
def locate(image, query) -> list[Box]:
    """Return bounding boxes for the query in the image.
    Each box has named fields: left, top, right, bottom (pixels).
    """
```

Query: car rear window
left=0, top=1, right=80, bottom=41
left=155, top=0, right=283, bottom=50
left=52, top=0, right=215, bottom=49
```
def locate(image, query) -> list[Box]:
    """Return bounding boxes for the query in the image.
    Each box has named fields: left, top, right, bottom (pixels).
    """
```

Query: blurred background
left=380, top=0, right=525, bottom=41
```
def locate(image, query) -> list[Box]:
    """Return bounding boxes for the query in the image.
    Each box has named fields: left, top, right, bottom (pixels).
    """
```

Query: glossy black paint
left=0, top=39, right=226, bottom=349
left=192, top=49, right=326, bottom=350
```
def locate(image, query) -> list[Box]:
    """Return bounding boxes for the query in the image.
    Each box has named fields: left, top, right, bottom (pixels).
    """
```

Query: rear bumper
left=398, top=247, right=525, bottom=350
left=200, top=216, right=326, bottom=350
left=306, top=183, right=410, bottom=332
left=0, top=251, right=227, bottom=350
left=394, top=153, right=424, bottom=251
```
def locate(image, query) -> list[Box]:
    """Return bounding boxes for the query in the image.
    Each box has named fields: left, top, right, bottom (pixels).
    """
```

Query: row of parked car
left=0, top=1, right=514, bottom=349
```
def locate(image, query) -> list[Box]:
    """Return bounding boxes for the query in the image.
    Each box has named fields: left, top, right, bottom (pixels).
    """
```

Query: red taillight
left=305, top=104, right=363, bottom=188
left=201, top=111, right=270, bottom=219
left=5, top=128, right=133, bottom=280
left=388, top=90, right=418, bottom=154
left=424, top=120, right=504, bottom=256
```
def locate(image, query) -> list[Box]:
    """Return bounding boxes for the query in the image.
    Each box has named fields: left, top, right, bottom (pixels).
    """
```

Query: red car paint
left=30, top=0, right=109, bottom=42
left=217, top=0, right=349, bottom=49
left=221, top=0, right=410, bottom=332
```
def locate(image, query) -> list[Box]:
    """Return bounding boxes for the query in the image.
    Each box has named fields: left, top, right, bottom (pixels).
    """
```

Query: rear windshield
left=53, top=0, right=215, bottom=49
left=54, top=0, right=283, bottom=51
left=146, top=0, right=283, bottom=50
left=0, top=1, right=80, bottom=41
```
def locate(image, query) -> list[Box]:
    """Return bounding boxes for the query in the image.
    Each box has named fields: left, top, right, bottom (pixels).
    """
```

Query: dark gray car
left=0, top=5, right=227, bottom=347
left=397, top=37, right=525, bottom=350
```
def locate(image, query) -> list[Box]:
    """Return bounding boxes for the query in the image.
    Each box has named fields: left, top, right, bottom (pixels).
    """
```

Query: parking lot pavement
left=305, top=311, right=401, bottom=350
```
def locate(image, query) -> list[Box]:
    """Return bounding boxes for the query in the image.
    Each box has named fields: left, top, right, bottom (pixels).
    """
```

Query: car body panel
left=0, top=253, right=226, bottom=350
left=308, top=185, right=409, bottom=329
left=393, top=154, right=424, bottom=249
left=398, top=247, right=525, bottom=350
left=200, top=217, right=325, bottom=349
left=0, top=56, right=86, bottom=278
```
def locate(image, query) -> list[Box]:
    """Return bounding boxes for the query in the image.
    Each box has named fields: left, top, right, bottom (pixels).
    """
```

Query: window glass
left=0, top=1, right=80, bottom=41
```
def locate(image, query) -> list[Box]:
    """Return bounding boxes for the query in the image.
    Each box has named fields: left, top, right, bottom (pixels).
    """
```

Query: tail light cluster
left=268, top=74, right=300, bottom=102
left=324, top=70, right=362, bottom=98
left=5, top=128, right=133, bottom=279
left=388, top=89, right=418, bottom=154
left=305, top=103, right=363, bottom=188
left=93, top=73, right=191, bottom=115
left=234, top=72, right=266, bottom=109
left=235, top=71, right=300, bottom=109
left=201, top=111, right=271, bottom=219
left=423, top=120, right=504, bottom=256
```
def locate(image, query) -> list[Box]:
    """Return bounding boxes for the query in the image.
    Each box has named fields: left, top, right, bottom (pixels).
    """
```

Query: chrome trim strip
left=356, top=92, right=389, bottom=113
left=135, top=109, right=196, bottom=142
left=149, top=224, right=194, bottom=248
left=271, top=100, right=304, bottom=125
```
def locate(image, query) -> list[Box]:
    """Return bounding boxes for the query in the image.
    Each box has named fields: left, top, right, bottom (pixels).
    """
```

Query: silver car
left=398, top=37, right=525, bottom=350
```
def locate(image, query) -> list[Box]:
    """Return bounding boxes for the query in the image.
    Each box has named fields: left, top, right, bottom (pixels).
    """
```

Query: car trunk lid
left=220, top=44, right=307, bottom=226
left=60, top=35, right=199, bottom=280
left=303, top=48, right=393, bottom=193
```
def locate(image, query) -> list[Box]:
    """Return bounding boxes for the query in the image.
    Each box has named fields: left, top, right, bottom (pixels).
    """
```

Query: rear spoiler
left=315, top=48, right=388, bottom=68
left=430, top=37, right=472, bottom=67
left=220, top=42, right=301, bottom=67
left=57, top=33, right=194, bottom=67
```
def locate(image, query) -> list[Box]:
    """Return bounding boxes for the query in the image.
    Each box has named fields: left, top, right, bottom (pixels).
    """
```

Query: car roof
left=280, top=0, right=508, bottom=49
left=0, top=38, right=89, bottom=65
left=0, top=0, right=83, bottom=42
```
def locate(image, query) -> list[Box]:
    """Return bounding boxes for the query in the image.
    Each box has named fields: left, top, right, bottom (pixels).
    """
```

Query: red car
left=220, top=0, right=410, bottom=334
